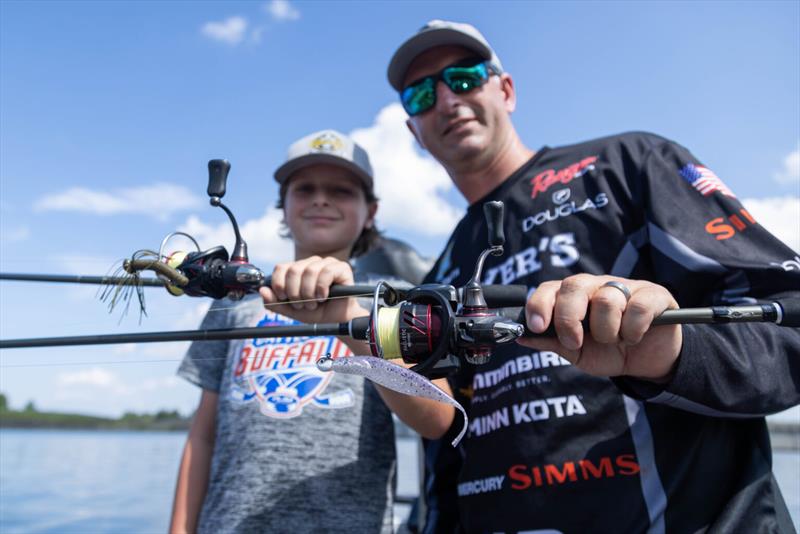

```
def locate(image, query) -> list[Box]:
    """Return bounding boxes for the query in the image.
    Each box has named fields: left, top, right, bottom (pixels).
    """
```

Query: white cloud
left=50, top=363, right=196, bottom=416
left=1, top=225, right=30, bottom=243
left=57, top=367, right=117, bottom=387
left=171, top=300, right=213, bottom=331
left=265, top=0, right=300, bottom=21
left=350, top=103, right=463, bottom=236
left=34, top=183, right=203, bottom=221
left=179, top=207, right=293, bottom=266
left=742, top=195, right=800, bottom=253
left=54, top=254, right=118, bottom=275
left=201, top=16, right=248, bottom=45
left=773, top=145, right=800, bottom=186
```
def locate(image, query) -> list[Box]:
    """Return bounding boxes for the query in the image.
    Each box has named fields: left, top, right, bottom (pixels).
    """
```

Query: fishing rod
left=1, top=159, right=798, bottom=380
left=0, top=273, right=165, bottom=287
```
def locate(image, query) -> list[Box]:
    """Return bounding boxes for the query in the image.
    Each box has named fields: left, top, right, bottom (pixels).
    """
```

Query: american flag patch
left=679, top=163, right=735, bottom=198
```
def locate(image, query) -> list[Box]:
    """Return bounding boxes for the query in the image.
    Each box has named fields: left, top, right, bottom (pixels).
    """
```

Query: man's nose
left=435, top=80, right=462, bottom=112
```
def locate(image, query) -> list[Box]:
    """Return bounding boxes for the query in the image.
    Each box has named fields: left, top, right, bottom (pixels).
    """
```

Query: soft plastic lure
left=317, top=355, right=468, bottom=447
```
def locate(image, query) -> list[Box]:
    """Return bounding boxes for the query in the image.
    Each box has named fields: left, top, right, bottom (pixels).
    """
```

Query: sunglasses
left=400, top=59, right=499, bottom=116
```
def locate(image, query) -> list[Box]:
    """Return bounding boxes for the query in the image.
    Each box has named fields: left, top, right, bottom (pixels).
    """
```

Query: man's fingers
left=589, top=284, right=628, bottom=344
left=526, top=282, right=558, bottom=333
left=552, top=275, right=594, bottom=350
left=620, top=286, right=674, bottom=344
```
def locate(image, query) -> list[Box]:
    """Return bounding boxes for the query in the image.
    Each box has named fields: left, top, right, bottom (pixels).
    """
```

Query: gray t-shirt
left=178, top=294, right=396, bottom=533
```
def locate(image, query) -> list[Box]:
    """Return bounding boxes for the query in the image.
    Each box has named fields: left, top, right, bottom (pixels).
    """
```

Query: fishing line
left=375, top=307, right=402, bottom=359
left=0, top=293, right=375, bottom=334
left=0, top=358, right=198, bottom=368
left=1, top=354, right=260, bottom=369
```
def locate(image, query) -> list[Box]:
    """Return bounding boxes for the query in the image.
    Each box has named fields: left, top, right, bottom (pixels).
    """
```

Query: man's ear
left=499, top=73, right=517, bottom=114
left=406, top=118, right=427, bottom=151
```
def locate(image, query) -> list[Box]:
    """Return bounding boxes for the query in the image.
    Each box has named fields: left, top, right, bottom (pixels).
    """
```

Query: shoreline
left=2, top=413, right=797, bottom=451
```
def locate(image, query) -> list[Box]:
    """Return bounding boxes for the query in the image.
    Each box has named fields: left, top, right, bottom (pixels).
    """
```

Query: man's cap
left=387, top=19, right=503, bottom=91
left=274, top=129, right=374, bottom=191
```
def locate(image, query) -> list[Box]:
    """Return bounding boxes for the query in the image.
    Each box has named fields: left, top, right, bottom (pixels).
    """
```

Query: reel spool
left=368, top=282, right=460, bottom=378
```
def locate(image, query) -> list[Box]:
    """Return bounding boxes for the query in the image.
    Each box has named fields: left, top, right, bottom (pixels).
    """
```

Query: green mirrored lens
left=443, top=63, right=489, bottom=94
left=402, top=77, right=436, bottom=116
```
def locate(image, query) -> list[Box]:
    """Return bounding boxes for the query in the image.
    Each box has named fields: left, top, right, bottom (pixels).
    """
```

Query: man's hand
left=259, top=256, right=368, bottom=325
left=518, top=274, right=682, bottom=382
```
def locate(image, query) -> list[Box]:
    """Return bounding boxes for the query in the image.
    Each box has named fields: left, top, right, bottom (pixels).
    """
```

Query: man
left=387, top=19, right=800, bottom=533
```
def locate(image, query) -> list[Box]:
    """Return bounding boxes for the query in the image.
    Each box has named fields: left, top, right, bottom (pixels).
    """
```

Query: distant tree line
left=0, top=391, right=191, bottom=431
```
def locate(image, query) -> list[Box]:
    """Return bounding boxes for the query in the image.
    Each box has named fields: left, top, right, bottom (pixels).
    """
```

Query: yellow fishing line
left=376, top=307, right=402, bottom=359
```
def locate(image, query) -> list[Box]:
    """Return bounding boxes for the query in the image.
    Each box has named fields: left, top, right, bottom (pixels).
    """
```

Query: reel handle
left=483, top=201, right=505, bottom=249
left=207, top=159, right=230, bottom=198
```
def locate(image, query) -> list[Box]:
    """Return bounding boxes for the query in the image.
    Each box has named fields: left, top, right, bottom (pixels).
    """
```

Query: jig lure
left=317, top=355, right=468, bottom=447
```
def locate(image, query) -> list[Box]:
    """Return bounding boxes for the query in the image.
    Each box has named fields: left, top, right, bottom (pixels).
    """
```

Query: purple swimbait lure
left=317, top=355, right=468, bottom=447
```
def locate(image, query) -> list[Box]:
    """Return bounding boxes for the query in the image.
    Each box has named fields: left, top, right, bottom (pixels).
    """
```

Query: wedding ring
left=602, top=280, right=632, bottom=302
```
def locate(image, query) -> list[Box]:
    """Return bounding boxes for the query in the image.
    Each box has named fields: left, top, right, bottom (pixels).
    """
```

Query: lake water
left=0, top=429, right=797, bottom=532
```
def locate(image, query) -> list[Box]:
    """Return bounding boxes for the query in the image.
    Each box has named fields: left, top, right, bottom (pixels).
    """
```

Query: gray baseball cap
left=387, top=19, right=504, bottom=91
left=274, top=129, right=374, bottom=191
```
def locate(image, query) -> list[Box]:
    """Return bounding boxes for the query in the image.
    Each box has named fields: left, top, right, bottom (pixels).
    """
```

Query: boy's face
left=283, top=164, right=376, bottom=259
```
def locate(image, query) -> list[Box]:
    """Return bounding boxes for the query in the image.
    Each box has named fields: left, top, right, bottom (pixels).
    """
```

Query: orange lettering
left=250, top=347, right=266, bottom=372
left=579, top=457, right=614, bottom=479
left=281, top=343, right=299, bottom=366
left=297, top=342, right=317, bottom=365
left=616, top=454, right=641, bottom=476
left=545, top=462, right=578, bottom=485
left=728, top=214, right=746, bottom=231
left=740, top=209, right=756, bottom=224
left=509, top=464, right=532, bottom=490
left=705, top=217, right=735, bottom=240
left=234, top=347, right=251, bottom=376
left=532, top=466, right=543, bottom=487
left=265, top=347, right=282, bottom=369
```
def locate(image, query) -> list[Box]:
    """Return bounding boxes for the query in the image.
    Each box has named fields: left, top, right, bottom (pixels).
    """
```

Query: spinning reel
left=124, top=160, right=266, bottom=301
left=357, top=202, right=525, bottom=378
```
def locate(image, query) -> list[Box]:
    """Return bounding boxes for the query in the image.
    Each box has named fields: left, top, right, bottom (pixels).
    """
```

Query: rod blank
left=0, top=272, right=165, bottom=287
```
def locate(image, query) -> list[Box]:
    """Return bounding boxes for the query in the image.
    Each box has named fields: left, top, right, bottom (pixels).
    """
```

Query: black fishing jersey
left=421, top=132, right=800, bottom=534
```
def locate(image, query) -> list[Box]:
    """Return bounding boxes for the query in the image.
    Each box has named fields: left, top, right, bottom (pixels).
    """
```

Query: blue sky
left=0, top=0, right=798, bottom=419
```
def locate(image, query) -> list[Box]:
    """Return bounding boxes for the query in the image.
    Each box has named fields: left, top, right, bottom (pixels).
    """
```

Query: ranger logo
left=530, top=156, right=598, bottom=199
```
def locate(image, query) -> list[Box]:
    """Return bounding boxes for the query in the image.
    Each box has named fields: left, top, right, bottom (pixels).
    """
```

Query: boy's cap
left=274, top=129, right=374, bottom=189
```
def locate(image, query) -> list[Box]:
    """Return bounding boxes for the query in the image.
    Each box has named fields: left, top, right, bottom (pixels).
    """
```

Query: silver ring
left=602, top=280, right=631, bottom=302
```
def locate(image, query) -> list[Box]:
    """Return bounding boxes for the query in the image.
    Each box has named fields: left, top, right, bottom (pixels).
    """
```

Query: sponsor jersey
left=422, top=132, right=800, bottom=534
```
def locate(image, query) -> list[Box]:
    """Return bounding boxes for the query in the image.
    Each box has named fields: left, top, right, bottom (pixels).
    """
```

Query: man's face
left=402, top=45, right=514, bottom=170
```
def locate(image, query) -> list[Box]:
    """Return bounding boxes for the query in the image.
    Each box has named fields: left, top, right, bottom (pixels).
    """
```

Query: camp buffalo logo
left=230, top=311, right=354, bottom=418
left=530, top=156, right=598, bottom=199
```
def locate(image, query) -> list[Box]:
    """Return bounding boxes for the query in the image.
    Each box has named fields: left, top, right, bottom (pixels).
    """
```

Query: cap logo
left=423, top=19, right=446, bottom=30
left=309, top=132, right=344, bottom=155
